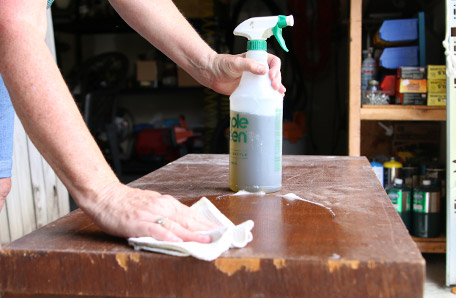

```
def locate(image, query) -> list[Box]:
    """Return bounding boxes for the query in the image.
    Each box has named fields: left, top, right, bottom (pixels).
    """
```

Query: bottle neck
left=246, top=50, right=268, bottom=65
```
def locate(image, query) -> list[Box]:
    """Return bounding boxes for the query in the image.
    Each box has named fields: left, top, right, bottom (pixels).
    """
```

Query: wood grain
left=0, top=154, right=425, bottom=297
left=360, top=105, right=446, bottom=121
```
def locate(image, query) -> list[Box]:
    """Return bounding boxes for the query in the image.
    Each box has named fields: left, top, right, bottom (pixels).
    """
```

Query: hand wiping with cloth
left=128, top=197, right=254, bottom=261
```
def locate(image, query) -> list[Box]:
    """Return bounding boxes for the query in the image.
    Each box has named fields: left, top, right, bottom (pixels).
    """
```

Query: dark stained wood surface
left=0, top=154, right=425, bottom=297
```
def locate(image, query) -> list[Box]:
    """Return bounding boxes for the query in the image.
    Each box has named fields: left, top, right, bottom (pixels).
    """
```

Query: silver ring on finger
left=155, top=217, right=168, bottom=227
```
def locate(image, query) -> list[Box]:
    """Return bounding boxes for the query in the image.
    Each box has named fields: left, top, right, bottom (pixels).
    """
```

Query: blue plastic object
left=379, top=18, right=418, bottom=42
left=418, top=12, right=426, bottom=66
left=379, top=46, right=419, bottom=69
left=370, top=161, right=384, bottom=187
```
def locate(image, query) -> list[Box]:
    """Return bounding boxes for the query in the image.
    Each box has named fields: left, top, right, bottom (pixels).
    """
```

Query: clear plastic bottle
left=361, top=48, right=377, bottom=91
left=229, top=15, right=293, bottom=193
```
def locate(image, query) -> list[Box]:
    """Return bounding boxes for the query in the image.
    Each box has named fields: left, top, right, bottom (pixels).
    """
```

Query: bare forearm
left=109, top=0, right=216, bottom=84
left=0, top=21, right=118, bottom=212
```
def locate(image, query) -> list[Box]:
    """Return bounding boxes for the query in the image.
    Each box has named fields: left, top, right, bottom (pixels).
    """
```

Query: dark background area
left=50, top=0, right=446, bottom=182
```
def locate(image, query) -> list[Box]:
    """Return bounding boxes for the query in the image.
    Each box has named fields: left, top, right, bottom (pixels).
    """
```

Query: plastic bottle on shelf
left=361, top=47, right=377, bottom=91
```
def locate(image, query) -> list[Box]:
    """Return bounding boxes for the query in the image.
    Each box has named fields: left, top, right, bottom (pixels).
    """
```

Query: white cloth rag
left=128, top=197, right=254, bottom=261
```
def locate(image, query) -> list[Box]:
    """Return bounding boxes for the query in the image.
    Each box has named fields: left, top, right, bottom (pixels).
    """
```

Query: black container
left=425, top=167, right=446, bottom=197
left=386, top=178, right=412, bottom=231
left=425, top=167, right=446, bottom=234
left=401, top=166, right=419, bottom=189
left=412, top=180, right=441, bottom=238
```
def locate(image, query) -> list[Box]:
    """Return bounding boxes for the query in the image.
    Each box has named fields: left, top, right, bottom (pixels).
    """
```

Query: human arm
left=0, top=0, right=214, bottom=242
left=0, top=178, right=11, bottom=213
left=108, top=0, right=286, bottom=95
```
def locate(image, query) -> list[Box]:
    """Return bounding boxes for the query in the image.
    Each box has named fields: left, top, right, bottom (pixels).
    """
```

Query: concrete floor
left=424, top=253, right=455, bottom=297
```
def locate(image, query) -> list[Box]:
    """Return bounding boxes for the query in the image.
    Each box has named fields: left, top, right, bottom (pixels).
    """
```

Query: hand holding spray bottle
left=229, top=15, right=294, bottom=193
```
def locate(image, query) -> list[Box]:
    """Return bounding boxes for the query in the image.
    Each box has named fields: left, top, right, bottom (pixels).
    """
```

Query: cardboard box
left=427, top=93, right=447, bottom=106
left=397, top=79, right=427, bottom=93
left=397, top=66, right=426, bottom=79
left=177, top=68, right=201, bottom=87
left=136, top=60, right=159, bottom=85
left=395, top=93, right=426, bottom=105
left=427, top=79, right=446, bottom=93
left=427, top=65, right=446, bottom=80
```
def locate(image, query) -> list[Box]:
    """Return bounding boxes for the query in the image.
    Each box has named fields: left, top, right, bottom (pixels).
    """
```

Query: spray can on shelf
left=386, top=178, right=412, bottom=231
left=383, top=157, right=402, bottom=187
left=229, top=15, right=294, bottom=193
left=412, top=180, right=441, bottom=238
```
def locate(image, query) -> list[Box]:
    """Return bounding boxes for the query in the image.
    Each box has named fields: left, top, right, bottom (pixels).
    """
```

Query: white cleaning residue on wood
left=232, top=190, right=266, bottom=196
left=283, top=193, right=335, bottom=217
left=216, top=190, right=266, bottom=200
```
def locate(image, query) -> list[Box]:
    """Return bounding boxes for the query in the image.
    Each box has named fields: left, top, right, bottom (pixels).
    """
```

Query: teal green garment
left=47, top=0, right=54, bottom=9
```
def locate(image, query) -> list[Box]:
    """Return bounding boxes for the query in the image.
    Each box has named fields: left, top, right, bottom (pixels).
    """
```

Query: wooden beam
left=360, top=105, right=446, bottom=121
left=348, top=0, right=362, bottom=156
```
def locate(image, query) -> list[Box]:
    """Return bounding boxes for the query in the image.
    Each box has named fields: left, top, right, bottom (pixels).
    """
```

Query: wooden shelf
left=360, top=105, right=446, bottom=121
left=412, top=235, right=446, bottom=253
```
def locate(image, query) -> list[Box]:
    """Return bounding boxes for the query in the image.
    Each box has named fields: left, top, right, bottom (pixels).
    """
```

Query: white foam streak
left=283, top=193, right=335, bottom=217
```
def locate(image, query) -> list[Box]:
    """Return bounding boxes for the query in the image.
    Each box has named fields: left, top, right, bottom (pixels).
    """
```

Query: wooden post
left=348, top=0, right=362, bottom=156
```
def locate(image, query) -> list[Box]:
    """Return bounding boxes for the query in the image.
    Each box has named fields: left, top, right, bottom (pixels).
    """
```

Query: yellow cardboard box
left=427, top=93, right=447, bottom=106
left=427, top=79, right=446, bottom=93
left=397, top=79, right=427, bottom=93
left=427, top=65, right=446, bottom=80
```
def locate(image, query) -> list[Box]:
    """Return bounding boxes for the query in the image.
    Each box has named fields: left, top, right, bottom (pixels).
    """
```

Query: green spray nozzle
left=272, top=15, right=293, bottom=52
left=233, top=15, right=294, bottom=52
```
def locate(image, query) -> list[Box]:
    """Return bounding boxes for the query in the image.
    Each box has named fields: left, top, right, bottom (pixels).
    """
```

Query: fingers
left=268, top=54, right=282, bottom=79
left=147, top=218, right=212, bottom=243
left=174, top=202, right=220, bottom=230
left=140, top=194, right=218, bottom=243
left=155, top=195, right=219, bottom=231
left=164, top=218, right=212, bottom=243
left=268, top=54, right=286, bottom=95
left=242, top=53, right=286, bottom=95
left=230, top=55, right=266, bottom=75
left=218, top=53, right=285, bottom=95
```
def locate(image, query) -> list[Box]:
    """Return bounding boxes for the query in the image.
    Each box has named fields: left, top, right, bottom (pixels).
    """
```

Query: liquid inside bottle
left=229, top=109, right=282, bottom=193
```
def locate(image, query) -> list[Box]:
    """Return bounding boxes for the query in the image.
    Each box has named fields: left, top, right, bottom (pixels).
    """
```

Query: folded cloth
left=128, top=197, right=254, bottom=261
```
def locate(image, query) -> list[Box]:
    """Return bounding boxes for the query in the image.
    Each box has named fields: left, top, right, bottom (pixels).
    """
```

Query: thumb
left=232, top=55, right=267, bottom=75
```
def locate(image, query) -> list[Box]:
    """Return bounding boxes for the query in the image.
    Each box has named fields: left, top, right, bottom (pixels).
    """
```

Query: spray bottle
left=229, top=15, right=294, bottom=193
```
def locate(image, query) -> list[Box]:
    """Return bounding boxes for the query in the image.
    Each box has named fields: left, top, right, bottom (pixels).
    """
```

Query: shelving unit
left=348, top=0, right=447, bottom=254
left=413, top=235, right=447, bottom=253
left=360, top=105, right=446, bottom=121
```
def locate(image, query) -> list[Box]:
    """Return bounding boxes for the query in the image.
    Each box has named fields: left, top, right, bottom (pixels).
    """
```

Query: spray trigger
left=272, top=15, right=294, bottom=52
